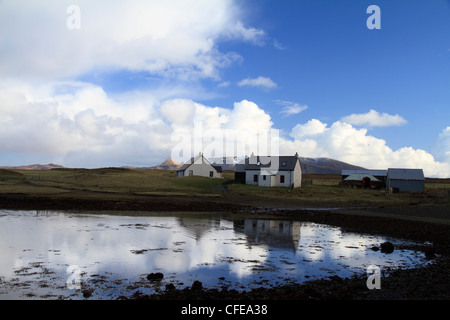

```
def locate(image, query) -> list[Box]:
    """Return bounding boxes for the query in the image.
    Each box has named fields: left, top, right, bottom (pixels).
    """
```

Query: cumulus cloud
left=432, top=127, right=450, bottom=163
left=0, top=81, right=449, bottom=177
left=290, top=119, right=327, bottom=139
left=341, top=109, right=407, bottom=127
left=0, top=0, right=263, bottom=81
left=287, top=119, right=450, bottom=177
left=237, top=76, right=277, bottom=89
left=0, top=80, right=171, bottom=167
left=0, top=1, right=448, bottom=177
left=167, top=99, right=276, bottom=162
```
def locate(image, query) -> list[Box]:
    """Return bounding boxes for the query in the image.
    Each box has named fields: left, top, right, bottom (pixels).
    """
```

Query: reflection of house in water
left=238, top=219, right=301, bottom=252
left=177, top=217, right=221, bottom=240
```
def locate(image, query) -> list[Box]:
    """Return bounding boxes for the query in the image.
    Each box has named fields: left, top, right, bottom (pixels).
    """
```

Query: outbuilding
left=342, top=169, right=387, bottom=188
left=343, top=173, right=381, bottom=189
left=176, top=153, right=222, bottom=178
left=386, top=168, right=425, bottom=193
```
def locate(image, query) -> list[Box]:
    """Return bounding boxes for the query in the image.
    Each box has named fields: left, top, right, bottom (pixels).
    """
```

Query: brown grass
left=0, top=169, right=448, bottom=209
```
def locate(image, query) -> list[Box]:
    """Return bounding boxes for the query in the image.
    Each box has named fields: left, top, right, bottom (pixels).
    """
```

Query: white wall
left=245, top=160, right=302, bottom=188
left=179, top=156, right=221, bottom=178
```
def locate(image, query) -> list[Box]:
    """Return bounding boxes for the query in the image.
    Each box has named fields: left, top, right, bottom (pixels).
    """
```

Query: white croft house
left=236, top=154, right=302, bottom=188
left=176, top=153, right=222, bottom=178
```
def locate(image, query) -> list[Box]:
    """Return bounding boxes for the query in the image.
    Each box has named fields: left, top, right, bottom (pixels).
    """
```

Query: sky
left=0, top=0, right=449, bottom=177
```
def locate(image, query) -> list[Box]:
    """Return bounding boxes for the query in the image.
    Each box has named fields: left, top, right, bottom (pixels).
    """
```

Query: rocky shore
left=128, top=208, right=450, bottom=301
left=1, top=193, right=449, bottom=300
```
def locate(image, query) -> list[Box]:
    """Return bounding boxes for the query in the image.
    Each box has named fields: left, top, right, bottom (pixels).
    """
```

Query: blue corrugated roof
left=387, top=168, right=424, bottom=180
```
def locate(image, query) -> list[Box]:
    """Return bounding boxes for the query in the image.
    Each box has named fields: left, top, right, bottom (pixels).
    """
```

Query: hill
left=149, top=158, right=182, bottom=170
left=0, top=156, right=365, bottom=175
left=300, top=157, right=366, bottom=174
left=0, top=163, right=65, bottom=170
left=168, top=156, right=365, bottom=174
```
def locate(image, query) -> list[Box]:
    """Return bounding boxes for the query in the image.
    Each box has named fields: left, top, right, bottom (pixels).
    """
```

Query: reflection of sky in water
left=0, top=210, right=430, bottom=299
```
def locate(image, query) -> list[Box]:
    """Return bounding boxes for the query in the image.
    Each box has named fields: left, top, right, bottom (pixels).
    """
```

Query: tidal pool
left=0, top=210, right=432, bottom=299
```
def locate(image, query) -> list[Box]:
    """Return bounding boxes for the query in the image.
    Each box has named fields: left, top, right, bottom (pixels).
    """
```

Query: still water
left=0, top=210, right=431, bottom=299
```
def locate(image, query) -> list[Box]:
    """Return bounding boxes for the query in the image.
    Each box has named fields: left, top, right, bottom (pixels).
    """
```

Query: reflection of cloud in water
left=0, top=211, right=430, bottom=298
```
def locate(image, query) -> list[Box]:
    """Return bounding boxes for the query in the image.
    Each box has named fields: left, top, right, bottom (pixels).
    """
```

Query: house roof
left=244, top=156, right=300, bottom=171
left=177, top=154, right=217, bottom=172
left=387, top=168, right=424, bottom=181
left=177, top=159, right=195, bottom=172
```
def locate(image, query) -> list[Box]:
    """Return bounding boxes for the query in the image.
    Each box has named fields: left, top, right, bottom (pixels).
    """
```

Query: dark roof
left=342, top=169, right=387, bottom=177
left=387, top=168, right=424, bottom=181
left=244, top=156, right=300, bottom=171
left=176, top=154, right=219, bottom=173
left=177, top=156, right=197, bottom=171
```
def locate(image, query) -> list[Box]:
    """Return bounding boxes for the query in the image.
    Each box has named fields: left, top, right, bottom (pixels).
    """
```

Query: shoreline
left=1, top=193, right=449, bottom=300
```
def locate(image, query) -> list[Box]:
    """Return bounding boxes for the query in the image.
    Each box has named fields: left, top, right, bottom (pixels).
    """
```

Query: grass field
left=0, top=168, right=449, bottom=209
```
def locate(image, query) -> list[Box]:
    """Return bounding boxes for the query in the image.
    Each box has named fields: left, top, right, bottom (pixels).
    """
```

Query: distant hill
left=0, top=157, right=364, bottom=175
left=0, top=163, right=65, bottom=170
left=168, top=156, right=365, bottom=174
left=149, top=158, right=182, bottom=170
left=300, top=157, right=366, bottom=174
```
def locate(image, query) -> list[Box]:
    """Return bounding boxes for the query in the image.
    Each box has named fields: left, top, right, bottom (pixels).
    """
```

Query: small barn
left=342, top=169, right=387, bottom=188
left=176, top=153, right=222, bottom=178
left=386, top=168, right=425, bottom=193
left=343, top=173, right=381, bottom=189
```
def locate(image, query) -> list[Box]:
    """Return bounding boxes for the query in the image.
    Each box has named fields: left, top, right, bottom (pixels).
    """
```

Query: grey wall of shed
left=387, top=179, right=425, bottom=192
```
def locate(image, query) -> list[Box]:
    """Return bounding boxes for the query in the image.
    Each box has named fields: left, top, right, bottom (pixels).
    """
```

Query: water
left=0, top=210, right=431, bottom=299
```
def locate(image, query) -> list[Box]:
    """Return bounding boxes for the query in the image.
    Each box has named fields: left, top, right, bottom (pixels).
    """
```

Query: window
left=253, top=175, right=258, bottom=182
left=280, top=175, right=285, bottom=183
left=282, top=161, right=287, bottom=167
left=263, top=175, right=266, bottom=181
left=209, top=171, right=214, bottom=177
left=189, top=170, right=193, bottom=176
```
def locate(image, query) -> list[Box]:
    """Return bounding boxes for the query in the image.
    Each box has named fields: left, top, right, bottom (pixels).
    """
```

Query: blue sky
left=0, top=0, right=449, bottom=176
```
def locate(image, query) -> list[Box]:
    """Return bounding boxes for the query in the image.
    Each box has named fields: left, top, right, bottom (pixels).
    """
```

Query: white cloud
left=276, top=100, right=308, bottom=117
left=287, top=119, right=450, bottom=177
left=290, top=119, right=327, bottom=139
left=0, top=81, right=449, bottom=177
left=432, top=127, right=450, bottom=163
left=0, top=0, right=263, bottom=81
left=341, top=109, right=407, bottom=127
left=237, top=76, right=277, bottom=89
left=0, top=80, right=171, bottom=167
left=273, top=39, right=287, bottom=50
left=226, top=21, right=266, bottom=46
